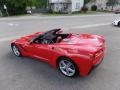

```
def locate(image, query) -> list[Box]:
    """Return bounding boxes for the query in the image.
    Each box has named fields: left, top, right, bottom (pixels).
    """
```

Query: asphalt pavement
left=0, top=13, right=120, bottom=90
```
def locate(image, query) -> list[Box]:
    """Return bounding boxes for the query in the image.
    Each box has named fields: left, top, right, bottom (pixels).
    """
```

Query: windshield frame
left=30, top=29, right=62, bottom=43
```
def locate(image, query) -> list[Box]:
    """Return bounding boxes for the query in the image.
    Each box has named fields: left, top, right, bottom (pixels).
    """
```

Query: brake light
left=95, top=50, right=103, bottom=58
left=89, top=54, right=95, bottom=60
left=89, top=50, right=103, bottom=60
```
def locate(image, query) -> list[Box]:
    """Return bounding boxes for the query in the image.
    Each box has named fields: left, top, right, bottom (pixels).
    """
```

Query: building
left=95, top=0, right=107, bottom=10
left=49, top=0, right=84, bottom=13
left=87, top=0, right=107, bottom=10
left=87, top=0, right=120, bottom=11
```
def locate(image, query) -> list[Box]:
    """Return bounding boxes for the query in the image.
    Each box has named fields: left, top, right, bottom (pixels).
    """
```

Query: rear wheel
left=58, top=57, right=78, bottom=77
left=11, top=44, right=21, bottom=57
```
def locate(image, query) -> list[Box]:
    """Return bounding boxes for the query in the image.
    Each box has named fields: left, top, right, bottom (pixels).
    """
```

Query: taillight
left=89, top=50, right=103, bottom=60
left=95, top=50, right=103, bottom=58
left=89, top=54, right=95, bottom=60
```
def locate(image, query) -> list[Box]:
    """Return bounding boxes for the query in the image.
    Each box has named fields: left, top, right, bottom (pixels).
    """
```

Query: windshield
left=31, top=29, right=62, bottom=43
left=41, top=29, right=61, bottom=40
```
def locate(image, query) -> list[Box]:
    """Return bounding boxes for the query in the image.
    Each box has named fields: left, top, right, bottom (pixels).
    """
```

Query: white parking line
left=0, top=23, right=110, bottom=43
left=8, top=23, right=19, bottom=26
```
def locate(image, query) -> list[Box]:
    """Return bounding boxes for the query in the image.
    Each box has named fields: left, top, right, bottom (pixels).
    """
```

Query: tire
left=11, top=44, right=22, bottom=57
left=118, top=22, right=120, bottom=27
left=58, top=57, right=79, bottom=77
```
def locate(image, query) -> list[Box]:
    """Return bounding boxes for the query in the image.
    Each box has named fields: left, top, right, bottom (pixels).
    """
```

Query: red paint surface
left=11, top=31, right=105, bottom=76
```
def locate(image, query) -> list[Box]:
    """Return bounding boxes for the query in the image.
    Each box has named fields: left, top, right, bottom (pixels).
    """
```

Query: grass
left=0, top=11, right=103, bottom=17
left=41, top=11, right=99, bottom=16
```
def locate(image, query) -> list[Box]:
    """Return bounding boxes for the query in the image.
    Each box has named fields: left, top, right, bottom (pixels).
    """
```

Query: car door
left=21, top=42, right=49, bottom=61
left=35, top=44, right=49, bottom=60
left=23, top=38, right=59, bottom=62
left=32, top=43, right=59, bottom=62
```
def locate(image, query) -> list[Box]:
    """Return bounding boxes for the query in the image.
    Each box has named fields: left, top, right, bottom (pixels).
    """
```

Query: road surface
left=0, top=14, right=120, bottom=90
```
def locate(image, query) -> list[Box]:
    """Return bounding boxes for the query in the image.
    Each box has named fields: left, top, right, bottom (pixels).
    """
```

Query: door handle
left=51, top=47, right=55, bottom=50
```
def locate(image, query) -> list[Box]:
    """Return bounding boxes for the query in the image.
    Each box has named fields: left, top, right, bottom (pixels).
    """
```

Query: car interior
left=33, top=29, right=70, bottom=44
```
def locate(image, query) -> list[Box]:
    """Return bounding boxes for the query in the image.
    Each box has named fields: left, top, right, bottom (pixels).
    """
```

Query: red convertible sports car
left=11, top=29, right=105, bottom=77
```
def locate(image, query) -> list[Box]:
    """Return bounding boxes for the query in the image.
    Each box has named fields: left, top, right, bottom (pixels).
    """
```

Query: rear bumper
left=74, top=52, right=104, bottom=77
left=93, top=51, right=104, bottom=66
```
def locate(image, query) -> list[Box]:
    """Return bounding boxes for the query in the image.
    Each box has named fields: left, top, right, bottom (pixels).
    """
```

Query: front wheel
left=11, top=44, right=22, bottom=57
left=58, top=58, right=78, bottom=77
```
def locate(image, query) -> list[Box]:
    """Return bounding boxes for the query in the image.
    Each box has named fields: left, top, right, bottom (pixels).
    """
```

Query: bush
left=91, top=5, right=97, bottom=11
left=7, top=4, right=26, bottom=15
left=81, top=6, right=88, bottom=13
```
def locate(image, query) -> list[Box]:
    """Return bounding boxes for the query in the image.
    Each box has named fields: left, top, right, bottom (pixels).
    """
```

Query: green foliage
left=81, top=6, right=88, bottom=13
left=7, top=0, right=25, bottom=7
left=26, top=0, right=38, bottom=6
left=36, top=0, right=47, bottom=8
left=91, top=5, right=97, bottom=11
left=0, top=0, right=8, bottom=16
left=106, top=0, right=118, bottom=6
left=6, top=0, right=26, bottom=15
left=0, top=0, right=48, bottom=15
left=84, top=0, right=91, bottom=4
left=106, top=0, right=119, bottom=10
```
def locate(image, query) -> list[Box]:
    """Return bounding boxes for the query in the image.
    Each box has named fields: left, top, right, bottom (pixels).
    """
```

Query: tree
left=5, top=0, right=48, bottom=15
left=0, top=0, right=48, bottom=15
left=106, top=0, right=119, bottom=10
left=6, top=0, right=27, bottom=15
left=91, top=5, right=97, bottom=11
left=84, top=0, right=92, bottom=5
left=35, top=0, right=47, bottom=8
left=0, top=0, right=8, bottom=16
